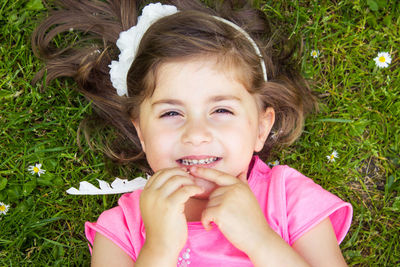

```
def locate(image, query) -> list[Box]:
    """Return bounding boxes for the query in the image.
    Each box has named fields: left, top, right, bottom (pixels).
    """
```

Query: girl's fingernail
left=190, top=166, right=197, bottom=173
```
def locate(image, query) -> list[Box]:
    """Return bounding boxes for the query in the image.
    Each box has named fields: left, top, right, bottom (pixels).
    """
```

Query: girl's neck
left=184, top=198, right=209, bottom=222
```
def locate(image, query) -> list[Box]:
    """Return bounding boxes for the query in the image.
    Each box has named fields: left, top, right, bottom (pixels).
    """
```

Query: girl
left=32, top=0, right=352, bottom=266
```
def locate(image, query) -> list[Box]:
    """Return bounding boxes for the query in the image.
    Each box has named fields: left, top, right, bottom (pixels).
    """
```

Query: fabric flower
left=27, top=163, right=46, bottom=176
left=311, top=50, right=320, bottom=58
left=0, top=202, right=9, bottom=215
left=326, top=151, right=338, bottom=163
left=109, top=3, right=178, bottom=96
left=374, top=52, right=392, bottom=68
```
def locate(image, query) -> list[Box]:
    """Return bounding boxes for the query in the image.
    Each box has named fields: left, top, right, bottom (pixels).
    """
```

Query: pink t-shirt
left=85, top=156, right=352, bottom=266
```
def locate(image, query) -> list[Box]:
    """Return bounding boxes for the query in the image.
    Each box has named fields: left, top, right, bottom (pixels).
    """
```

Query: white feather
left=66, top=177, right=147, bottom=195
left=98, top=179, right=112, bottom=191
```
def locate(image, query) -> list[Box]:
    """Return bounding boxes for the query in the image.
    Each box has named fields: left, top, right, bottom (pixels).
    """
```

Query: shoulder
left=276, top=166, right=352, bottom=245
left=248, top=157, right=352, bottom=245
left=85, top=190, right=145, bottom=260
left=98, top=190, right=142, bottom=225
left=249, top=156, right=344, bottom=203
left=248, top=156, right=311, bottom=191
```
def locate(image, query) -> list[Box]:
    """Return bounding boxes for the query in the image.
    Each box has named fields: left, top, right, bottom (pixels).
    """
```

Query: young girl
left=32, top=0, right=352, bottom=266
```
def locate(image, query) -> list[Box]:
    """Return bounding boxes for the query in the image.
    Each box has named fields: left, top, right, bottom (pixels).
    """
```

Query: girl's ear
left=132, top=120, right=146, bottom=153
left=254, top=107, right=275, bottom=152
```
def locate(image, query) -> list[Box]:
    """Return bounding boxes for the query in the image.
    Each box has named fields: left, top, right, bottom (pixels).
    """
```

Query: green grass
left=1, top=0, right=399, bottom=266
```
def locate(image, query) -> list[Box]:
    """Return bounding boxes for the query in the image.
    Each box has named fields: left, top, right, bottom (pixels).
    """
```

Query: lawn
left=1, top=0, right=399, bottom=266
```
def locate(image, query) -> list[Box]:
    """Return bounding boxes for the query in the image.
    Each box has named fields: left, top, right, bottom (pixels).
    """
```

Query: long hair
left=32, top=0, right=317, bottom=174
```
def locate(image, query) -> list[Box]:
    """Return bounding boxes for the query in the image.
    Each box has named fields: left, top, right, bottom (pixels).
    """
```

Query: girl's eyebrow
left=210, top=95, right=242, bottom=102
left=151, top=99, right=183, bottom=107
left=151, top=95, right=241, bottom=107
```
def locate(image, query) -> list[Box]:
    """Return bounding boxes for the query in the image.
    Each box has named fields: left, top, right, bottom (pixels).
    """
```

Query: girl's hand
left=139, top=168, right=203, bottom=260
left=189, top=166, right=271, bottom=255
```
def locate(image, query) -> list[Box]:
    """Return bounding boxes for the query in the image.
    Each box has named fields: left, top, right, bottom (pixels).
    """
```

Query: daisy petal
left=374, top=52, right=392, bottom=68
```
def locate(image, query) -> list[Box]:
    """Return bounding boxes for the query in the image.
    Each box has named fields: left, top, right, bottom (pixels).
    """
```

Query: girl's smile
left=133, top=57, right=274, bottom=198
left=177, top=155, right=221, bottom=167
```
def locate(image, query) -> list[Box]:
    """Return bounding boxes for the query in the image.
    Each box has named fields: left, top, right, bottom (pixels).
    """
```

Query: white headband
left=211, top=16, right=267, bottom=82
left=109, top=3, right=267, bottom=97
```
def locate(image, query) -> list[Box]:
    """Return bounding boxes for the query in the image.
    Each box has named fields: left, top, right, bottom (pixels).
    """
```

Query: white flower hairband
left=109, top=3, right=178, bottom=96
left=109, top=2, right=268, bottom=97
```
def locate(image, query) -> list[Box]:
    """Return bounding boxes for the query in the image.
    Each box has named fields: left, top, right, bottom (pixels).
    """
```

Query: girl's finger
left=208, top=185, right=230, bottom=199
left=189, top=166, right=239, bottom=186
left=143, top=171, right=158, bottom=189
left=201, top=206, right=219, bottom=231
left=205, top=193, right=224, bottom=208
left=167, top=185, right=204, bottom=208
left=146, top=168, right=189, bottom=190
left=158, top=175, right=195, bottom=197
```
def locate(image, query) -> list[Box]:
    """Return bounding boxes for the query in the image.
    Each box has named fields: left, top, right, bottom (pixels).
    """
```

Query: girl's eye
left=160, top=111, right=181, bottom=118
left=213, top=108, right=233, bottom=115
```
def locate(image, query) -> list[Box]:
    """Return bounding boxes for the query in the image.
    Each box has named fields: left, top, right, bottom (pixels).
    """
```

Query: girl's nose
left=181, top=117, right=212, bottom=146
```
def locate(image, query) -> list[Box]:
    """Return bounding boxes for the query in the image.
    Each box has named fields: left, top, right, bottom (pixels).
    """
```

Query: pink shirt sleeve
left=85, top=206, right=136, bottom=259
left=281, top=166, right=353, bottom=245
left=85, top=191, right=145, bottom=261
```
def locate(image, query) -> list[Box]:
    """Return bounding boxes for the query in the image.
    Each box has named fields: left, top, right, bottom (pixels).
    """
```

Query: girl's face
left=133, top=58, right=274, bottom=199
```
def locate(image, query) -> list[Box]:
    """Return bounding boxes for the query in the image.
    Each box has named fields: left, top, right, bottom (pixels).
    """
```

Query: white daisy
left=326, top=151, right=338, bottom=163
left=27, top=163, right=46, bottom=176
left=374, top=52, right=392, bottom=68
left=311, top=50, right=320, bottom=58
left=0, top=202, right=9, bottom=215
left=268, top=160, right=280, bottom=167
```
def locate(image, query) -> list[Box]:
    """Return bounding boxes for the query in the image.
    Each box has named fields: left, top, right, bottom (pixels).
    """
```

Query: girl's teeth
left=181, top=157, right=218, bottom=165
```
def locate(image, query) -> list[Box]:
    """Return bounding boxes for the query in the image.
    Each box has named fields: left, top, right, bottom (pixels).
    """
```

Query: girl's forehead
left=152, top=56, right=253, bottom=94
left=153, top=60, right=243, bottom=95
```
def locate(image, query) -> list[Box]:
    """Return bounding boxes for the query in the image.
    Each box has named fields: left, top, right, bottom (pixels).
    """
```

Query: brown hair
left=32, top=0, right=317, bottom=174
